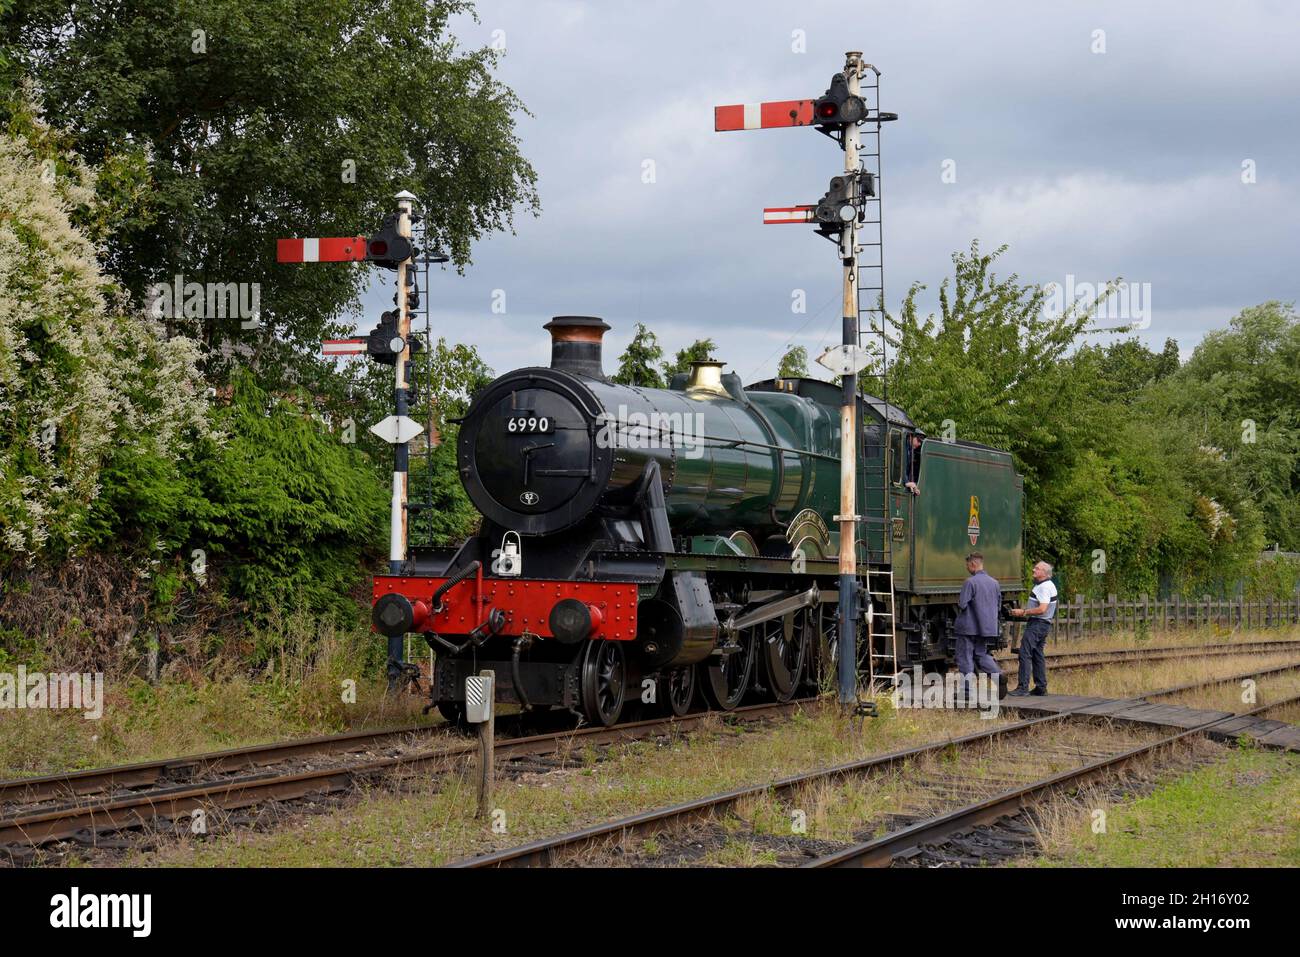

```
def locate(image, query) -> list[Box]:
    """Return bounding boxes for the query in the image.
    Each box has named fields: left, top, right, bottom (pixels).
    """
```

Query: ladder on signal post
left=853, top=66, right=900, bottom=694
left=866, top=567, right=900, bottom=691
left=403, top=220, right=450, bottom=550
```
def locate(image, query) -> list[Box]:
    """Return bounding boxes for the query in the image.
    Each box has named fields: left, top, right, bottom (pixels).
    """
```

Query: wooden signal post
left=715, top=51, right=891, bottom=709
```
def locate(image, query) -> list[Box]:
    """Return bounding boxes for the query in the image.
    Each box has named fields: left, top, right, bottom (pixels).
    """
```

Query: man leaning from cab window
left=903, top=431, right=923, bottom=495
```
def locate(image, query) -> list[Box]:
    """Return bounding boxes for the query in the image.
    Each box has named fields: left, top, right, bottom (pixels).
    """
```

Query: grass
left=127, top=707, right=1169, bottom=868
left=1046, top=650, right=1300, bottom=699
left=128, top=699, right=1020, bottom=867
left=1033, top=746, right=1300, bottom=867
left=1156, top=669, right=1300, bottom=715
left=9, top=623, right=1299, bottom=868
left=1021, top=624, right=1300, bottom=657
left=5, top=624, right=1293, bottom=782
left=0, top=617, right=436, bottom=779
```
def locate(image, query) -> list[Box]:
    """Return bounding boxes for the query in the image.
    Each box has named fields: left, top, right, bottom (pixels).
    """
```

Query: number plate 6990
left=505, top=416, right=552, bottom=434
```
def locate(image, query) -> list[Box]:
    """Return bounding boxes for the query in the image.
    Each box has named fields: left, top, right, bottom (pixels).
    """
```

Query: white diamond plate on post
left=816, top=344, right=874, bottom=376
left=368, top=414, right=424, bottom=444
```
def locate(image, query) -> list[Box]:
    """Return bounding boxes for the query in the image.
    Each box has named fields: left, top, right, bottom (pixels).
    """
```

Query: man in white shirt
left=1007, top=561, right=1057, bottom=696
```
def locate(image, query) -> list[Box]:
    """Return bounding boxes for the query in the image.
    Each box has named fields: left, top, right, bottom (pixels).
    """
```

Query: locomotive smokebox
left=545, top=316, right=609, bottom=380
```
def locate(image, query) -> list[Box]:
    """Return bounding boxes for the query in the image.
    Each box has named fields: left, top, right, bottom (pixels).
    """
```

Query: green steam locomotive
left=371, top=317, right=1024, bottom=725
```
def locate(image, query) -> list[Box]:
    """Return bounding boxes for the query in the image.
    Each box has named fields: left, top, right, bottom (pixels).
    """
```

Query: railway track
left=994, top=638, right=1300, bottom=675
left=8, top=641, right=1282, bottom=810
left=0, top=700, right=809, bottom=851
left=0, top=721, right=453, bottom=808
left=451, top=658, right=1300, bottom=868
left=4, top=643, right=1295, bottom=858
left=807, top=689, right=1300, bottom=868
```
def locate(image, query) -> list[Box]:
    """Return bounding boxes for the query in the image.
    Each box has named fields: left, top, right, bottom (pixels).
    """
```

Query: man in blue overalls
left=1008, top=561, right=1058, bottom=696
left=953, top=552, right=1004, bottom=702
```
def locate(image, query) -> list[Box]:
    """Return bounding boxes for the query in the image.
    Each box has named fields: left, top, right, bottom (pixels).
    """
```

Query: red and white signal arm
left=322, top=338, right=367, bottom=356
left=277, top=236, right=368, bottom=263
left=762, top=206, right=816, bottom=225
left=714, top=100, right=816, bottom=131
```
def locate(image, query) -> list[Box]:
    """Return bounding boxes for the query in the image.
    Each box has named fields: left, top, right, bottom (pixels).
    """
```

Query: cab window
left=888, top=430, right=904, bottom=485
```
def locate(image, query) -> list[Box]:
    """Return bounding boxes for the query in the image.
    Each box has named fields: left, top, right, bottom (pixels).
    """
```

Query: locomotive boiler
left=372, top=316, right=1025, bottom=725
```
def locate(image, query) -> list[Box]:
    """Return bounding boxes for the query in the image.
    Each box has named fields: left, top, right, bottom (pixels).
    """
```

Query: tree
left=1, top=0, right=539, bottom=387
left=1149, top=302, right=1300, bottom=551
left=1081, top=338, right=1173, bottom=404
left=885, top=241, right=1264, bottom=595
left=612, top=322, right=665, bottom=388
left=182, top=372, right=390, bottom=620
left=662, top=338, right=717, bottom=381
left=1154, top=337, right=1180, bottom=380
left=777, top=345, right=809, bottom=378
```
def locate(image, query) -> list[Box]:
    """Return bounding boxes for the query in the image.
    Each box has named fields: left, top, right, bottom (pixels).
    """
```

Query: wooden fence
left=1054, top=593, right=1300, bottom=640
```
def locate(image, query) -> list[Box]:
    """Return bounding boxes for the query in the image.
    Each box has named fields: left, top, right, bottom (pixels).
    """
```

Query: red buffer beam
left=714, top=99, right=816, bottom=131
left=277, top=236, right=368, bottom=263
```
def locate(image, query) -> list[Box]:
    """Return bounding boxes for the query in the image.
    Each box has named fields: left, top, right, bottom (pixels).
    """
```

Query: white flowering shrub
left=0, top=131, right=210, bottom=558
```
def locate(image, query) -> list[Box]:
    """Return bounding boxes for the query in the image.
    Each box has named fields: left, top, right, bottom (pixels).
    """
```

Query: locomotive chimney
left=544, top=316, right=610, bottom=379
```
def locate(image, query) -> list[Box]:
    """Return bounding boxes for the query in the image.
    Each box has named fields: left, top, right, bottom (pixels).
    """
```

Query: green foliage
left=2, top=0, right=539, bottom=387
left=185, top=371, right=389, bottom=618
left=662, top=337, right=717, bottom=380
left=1242, top=554, right=1300, bottom=601
left=612, top=322, right=666, bottom=388
left=777, top=345, right=809, bottom=378
left=1, top=5, right=525, bottom=646
left=887, top=241, right=1274, bottom=597
left=1149, top=302, right=1300, bottom=551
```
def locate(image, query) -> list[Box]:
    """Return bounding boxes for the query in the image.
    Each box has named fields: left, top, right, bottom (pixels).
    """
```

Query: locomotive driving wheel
left=579, top=638, right=626, bottom=727
left=810, top=601, right=838, bottom=693
left=760, top=610, right=810, bottom=702
left=662, top=665, right=696, bottom=717
left=700, top=628, right=756, bottom=711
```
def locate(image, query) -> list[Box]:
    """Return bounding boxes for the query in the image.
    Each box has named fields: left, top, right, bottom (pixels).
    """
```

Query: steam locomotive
left=371, top=317, right=1024, bottom=725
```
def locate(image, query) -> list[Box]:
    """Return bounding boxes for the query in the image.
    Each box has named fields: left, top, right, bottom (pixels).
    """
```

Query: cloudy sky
left=356, top=0, right=1300, bottom=382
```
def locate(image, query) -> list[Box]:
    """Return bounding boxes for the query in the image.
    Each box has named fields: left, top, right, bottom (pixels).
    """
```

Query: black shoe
left=1008, top=689, right=1030, bottom=697
left=998, top=674, right=1009, bottom=699
left=1031, top=688, right=1047, bottom=696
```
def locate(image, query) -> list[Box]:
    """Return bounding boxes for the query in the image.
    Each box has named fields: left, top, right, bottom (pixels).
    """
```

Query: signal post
left=835, top=54, right=864, bottom=711
left=277, top=192, right=433, bottom=685
left=715, top=51, right=892, bottom=709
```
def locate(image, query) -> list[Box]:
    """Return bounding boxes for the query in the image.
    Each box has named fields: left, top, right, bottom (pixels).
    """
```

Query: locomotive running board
left=722, top=584, right=833, bottom=635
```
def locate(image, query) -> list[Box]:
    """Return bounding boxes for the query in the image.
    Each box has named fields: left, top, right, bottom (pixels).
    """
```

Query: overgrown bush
left=0, top=122, right=209, bottom=559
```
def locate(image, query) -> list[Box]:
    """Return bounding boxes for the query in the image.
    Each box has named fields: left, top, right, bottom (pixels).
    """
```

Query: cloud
left=346, top=0, right=1299, bottom=386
